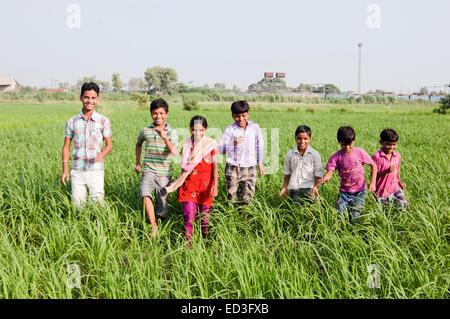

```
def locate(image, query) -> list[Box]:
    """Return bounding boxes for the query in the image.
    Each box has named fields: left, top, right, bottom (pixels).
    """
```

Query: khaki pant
left=70, top=169, right=104, bottom=209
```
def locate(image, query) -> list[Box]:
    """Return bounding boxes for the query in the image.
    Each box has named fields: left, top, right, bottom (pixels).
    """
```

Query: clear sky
left=1, top=0, right=449, bottom=93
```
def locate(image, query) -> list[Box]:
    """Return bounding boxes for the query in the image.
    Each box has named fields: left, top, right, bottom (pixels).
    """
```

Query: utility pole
left=358, top=42, right=362, bottom=95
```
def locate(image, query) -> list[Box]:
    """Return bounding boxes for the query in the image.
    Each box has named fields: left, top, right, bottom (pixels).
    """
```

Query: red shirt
left=178, top=148, right=216, bottom=206
left=371, top=148, right=402, bottom=197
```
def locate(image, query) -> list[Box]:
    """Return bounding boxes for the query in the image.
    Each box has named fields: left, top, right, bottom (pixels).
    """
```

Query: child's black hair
left=380, top=128, right=399, bottom=142
left=190, top=115, right=208, bottom=129
left=231, top=100, right=249, bottom=114
left=80, top=82, right=100, bottom=96
left=295, top=125, right=312, bottom=138
left=150, top=98, right=169, bottom=113
left=337, top=126, right=356, bottom=145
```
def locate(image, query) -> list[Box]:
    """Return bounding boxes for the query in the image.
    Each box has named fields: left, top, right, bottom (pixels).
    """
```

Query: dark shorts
left=140, top=171, right=171, bottom=218
left=289, top=188, right=315, bottom=202
left=375, top=189, right=408, bottom=209
left=225, top=164, right=257, bottom=202
left=336, top=190, right=367, bottom=223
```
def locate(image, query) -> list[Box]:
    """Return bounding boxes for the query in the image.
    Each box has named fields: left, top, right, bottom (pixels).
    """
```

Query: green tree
left=419, top=87, right=429, bottom=95
left=433, top=94, right=450, bottom=114
left=111, top=73, right=123, bottom=93
left=144, top=66, right=178, bottom=95
left=214, top=83, right=226, bottom=90
left=128, top=77, right=145, bottom=91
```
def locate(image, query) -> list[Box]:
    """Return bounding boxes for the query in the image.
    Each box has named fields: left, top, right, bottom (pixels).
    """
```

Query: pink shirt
left=325, top=147, right=373, bottom=193
left=371, top=148, right=402, bottom=197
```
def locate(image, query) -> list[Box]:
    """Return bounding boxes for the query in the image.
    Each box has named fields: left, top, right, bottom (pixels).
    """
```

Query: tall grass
left=0, top=103, right=448, bottom=298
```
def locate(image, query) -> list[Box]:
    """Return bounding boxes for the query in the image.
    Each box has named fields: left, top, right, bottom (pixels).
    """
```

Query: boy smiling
left=280, top=125, right=323, bottom=201
left=60, top=82, right=112, bottom=209
left=371, top=128, right=408, bottom=209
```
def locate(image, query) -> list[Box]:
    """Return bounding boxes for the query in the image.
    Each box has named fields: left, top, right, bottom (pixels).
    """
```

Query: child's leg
left=183, top=201, right=198, bottom=241
left=225, top=164, right=239, bottom=201
left=140, top=171, right=159, bottom=237
left=392, top=190, right=408, bottom=209
left=86, top=170, right=105, bottom=207
left=143, top=197, right=157, bottom=237
left=349, top=191, right=367, bottom=223
left=336, top=191, right=350, bottom=217
left=199, top=204, right=212, bottom=238
left=155, top=176, right=171, bottom=220
left=240, top=166, right=257, bottom=202
left=70, top=170, right=87, bottom=210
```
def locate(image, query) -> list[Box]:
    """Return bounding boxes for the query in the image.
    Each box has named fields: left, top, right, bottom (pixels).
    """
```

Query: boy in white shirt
left=279, top=125, right=323, bottom=201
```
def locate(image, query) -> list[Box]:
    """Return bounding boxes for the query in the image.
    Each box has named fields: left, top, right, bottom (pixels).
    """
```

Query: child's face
left=80, top=89, right=98, bottom=111
left=339, top=140, right=355, bottom=153
left=380, top=140, right=397, bottom=154
left=191, top=123, right=206, bottom=142
left=151, top=107, right=168, bottom=126
left=295, top=132, right=311, bottom=152
left=232, top=112, right=249, bottom=128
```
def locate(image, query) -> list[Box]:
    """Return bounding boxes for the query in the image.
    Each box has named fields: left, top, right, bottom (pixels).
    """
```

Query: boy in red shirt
left=371, top=128, right=408, bottom=209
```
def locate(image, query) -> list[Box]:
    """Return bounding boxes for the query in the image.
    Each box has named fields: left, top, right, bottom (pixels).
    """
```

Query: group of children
left=62, top=83, right=408, bottom=244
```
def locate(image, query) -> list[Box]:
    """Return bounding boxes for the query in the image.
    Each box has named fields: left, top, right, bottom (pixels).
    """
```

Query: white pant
left=70, top=170, right=104, bottom=208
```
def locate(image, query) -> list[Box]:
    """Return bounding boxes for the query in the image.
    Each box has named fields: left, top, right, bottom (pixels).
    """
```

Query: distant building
left=0, top=76, right=19, bottom=92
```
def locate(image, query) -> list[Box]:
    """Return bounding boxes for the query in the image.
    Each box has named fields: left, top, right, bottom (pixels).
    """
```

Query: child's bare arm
left=279, top=175, right=290, bottom=196
left=320, top=170, right=334, bottom=184
left=368, top=161, right=377, bottom=192
left=135, top=140, right=143, bottom=173
left=211, top=148, right=219, bottom=198
left=312, top=176, right=321, bottom=199
left=397, top=166, right=406, bottom=189
left=95, top=136, right=112, bottom=162
left=60, top=137, right=72, bottom=186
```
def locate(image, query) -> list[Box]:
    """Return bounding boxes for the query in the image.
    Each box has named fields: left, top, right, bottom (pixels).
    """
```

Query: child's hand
left=279, top=187, right=288, bottom=197
left=211, top=185, right=218, bottom=198
left=399, top=181, right=406, bottom=189
left=312, top=186, right=320, bottom=200
left=95, top=152, right=104, bottom=162
left=135, top=164, right=142, bottom=174
left=234, top=137, right=244, bottom=146
left=60, top=170, right=70, bottom=186
left=258, top=165, right=265, bottom=176
left=155, top=127, right=167, bottom=139
left=388, top=164, right=396, bottom=173
left=369, top=181, right=376, bottom=193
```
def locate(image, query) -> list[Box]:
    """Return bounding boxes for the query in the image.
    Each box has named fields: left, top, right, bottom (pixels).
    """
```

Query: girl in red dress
left=177, top=116, right=218, bottom=243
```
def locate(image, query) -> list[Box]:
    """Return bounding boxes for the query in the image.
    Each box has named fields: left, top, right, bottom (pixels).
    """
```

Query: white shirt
left=283, top=145, right=323, bottom=190
left=219, top=121, right=264, bottom=168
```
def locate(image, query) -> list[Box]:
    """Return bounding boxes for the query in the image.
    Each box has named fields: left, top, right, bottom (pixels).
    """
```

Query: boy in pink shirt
left=371, top=128, right=408, bottom=209
left=321, top=126, right=377, bottom=223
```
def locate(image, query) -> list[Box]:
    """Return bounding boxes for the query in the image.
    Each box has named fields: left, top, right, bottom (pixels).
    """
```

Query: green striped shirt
left=137, top=122, right=178, bottom=177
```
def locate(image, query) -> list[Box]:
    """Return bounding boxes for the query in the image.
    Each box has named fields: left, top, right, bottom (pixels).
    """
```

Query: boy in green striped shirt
left=135, top=98, right=178, bottom=238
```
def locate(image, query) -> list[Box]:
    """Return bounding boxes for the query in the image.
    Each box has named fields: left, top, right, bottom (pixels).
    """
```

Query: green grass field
left=0, top=102, right=448, bottom=298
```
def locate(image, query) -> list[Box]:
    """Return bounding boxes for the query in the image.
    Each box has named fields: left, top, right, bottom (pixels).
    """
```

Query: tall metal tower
left=357, top=42, right=362, bottom=95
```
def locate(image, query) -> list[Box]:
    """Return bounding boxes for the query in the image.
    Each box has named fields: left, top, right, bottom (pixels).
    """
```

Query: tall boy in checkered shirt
left=60, top=82, right=112, bottom=208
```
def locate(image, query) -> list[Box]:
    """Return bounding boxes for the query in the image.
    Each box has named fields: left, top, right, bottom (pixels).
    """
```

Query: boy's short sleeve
left=137, top=128, right=145, bottom=144
left=313, top=152, right=324, bottom=177
left=325, top=152, right=338, bottom=171
left=65, top=119, right=74, bottom=138
left=283, top=151, right=292, bottom=175
left=359, top=148, right=373, bottom=165
left=102, top=117, right=112, bottom=138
